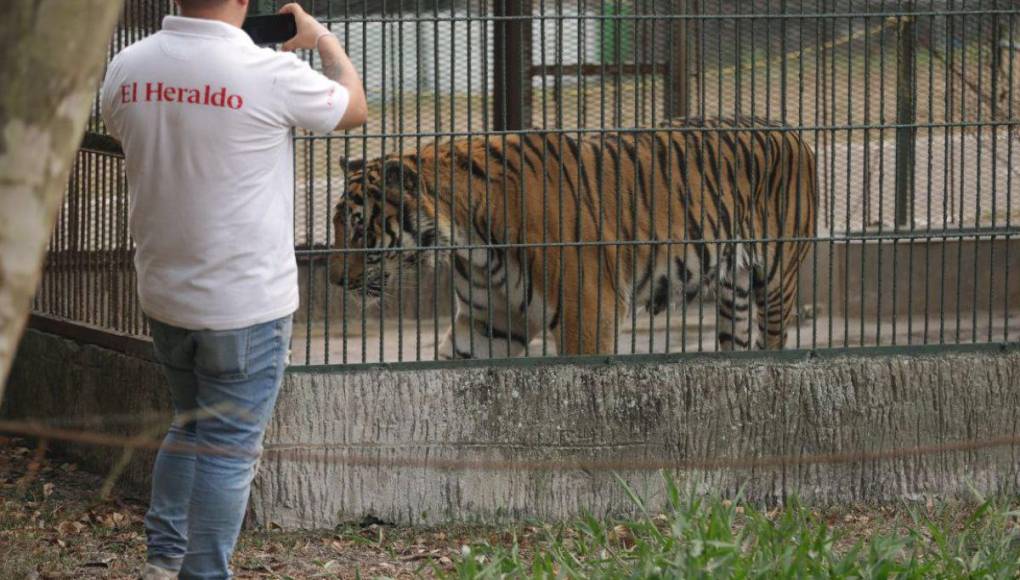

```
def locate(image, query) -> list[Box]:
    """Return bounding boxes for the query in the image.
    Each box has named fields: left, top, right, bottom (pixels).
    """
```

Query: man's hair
left=178, top=0, right=230, bottom=10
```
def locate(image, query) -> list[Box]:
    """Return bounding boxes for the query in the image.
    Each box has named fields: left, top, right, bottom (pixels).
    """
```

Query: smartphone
left=242, top=14, right=297, bottom=46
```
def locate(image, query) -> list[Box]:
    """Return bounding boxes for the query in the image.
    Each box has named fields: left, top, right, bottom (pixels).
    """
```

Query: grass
left=2, top=438, right=1019, bottom=578
left=448, top=477, right=1020, bottom=578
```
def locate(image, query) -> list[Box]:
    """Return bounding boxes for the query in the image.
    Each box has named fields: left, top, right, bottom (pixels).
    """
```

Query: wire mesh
left=32, top=0, right=1020, bottom=366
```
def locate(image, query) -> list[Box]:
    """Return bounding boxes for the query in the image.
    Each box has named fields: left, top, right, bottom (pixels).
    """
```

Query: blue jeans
left=145, top=315, right=292, bottom=579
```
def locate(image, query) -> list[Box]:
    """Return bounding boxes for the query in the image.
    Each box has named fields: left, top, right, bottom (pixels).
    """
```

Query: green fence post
left=599, top=1, right=633, bottom=65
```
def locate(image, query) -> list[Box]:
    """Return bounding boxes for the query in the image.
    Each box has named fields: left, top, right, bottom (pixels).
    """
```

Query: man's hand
left=277, top=2, right=368, bottom=130
left=279, top=3, right=329, bottom=52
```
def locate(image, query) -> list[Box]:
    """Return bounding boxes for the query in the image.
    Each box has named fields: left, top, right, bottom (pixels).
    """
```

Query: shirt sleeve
left=99, top=57, right=122, bottom=141
left=274, top=52, right=349, bottom=135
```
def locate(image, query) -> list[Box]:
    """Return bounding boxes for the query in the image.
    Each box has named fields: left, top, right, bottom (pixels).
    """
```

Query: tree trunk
left=0, top=1, right=124, bottom=398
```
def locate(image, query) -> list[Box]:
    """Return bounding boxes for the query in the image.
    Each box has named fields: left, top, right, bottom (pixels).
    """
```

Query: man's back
left=102, top=4, right=366, bottom=579
left=102, top=16, right=347, bottom=330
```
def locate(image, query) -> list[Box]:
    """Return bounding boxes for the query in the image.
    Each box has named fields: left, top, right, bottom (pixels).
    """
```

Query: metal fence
left=33, top=0, right=1020, bottom=366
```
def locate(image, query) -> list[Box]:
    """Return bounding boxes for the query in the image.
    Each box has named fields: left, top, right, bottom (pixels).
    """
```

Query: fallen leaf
left=58, top=520, right=86, bottom=535
left=43, top=483, right=54, bottom=498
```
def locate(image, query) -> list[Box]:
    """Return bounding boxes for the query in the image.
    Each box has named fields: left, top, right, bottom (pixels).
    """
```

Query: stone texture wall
left=5, top=327, right=1019, bottom=529
left=3, top=329, right=167, bottom=496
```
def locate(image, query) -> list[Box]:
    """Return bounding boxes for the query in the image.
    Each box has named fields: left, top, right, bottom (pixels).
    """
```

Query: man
left=100, top=1, right=366, bottom=577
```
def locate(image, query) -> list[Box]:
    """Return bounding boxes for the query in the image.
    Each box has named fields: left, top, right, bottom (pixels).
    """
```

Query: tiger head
left=330, top=155, right=444, bottom=298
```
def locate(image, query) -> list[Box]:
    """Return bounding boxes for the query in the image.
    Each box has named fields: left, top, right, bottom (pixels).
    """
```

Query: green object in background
left=251, top=0, right=277, bottom=16
left=599, top=1, right=633, bottom=64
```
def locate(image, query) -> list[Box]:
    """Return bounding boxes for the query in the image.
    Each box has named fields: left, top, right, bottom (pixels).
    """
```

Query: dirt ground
left=0, top=436, right=494, bottom=579
left=0, top=434, right=1004, bottom=579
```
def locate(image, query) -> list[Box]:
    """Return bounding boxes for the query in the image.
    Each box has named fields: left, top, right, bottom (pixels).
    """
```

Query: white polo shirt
left=101, top=16, right=348, bottom=330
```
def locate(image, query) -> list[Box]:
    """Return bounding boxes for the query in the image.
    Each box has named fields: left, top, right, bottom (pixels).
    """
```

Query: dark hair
left=178, top=0, right=230, bottom=10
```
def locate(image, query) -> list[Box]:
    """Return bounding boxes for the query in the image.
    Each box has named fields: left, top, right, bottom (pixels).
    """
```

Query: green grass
left=447, top=476, right=1020, bottom=579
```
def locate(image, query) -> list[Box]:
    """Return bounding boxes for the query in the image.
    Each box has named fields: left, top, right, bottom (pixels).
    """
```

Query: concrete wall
left=5, top=325, right=1020, bottom=529
left=2, top=328, right=167, bottom=496
left=829, top=237, right=1020, bottom=319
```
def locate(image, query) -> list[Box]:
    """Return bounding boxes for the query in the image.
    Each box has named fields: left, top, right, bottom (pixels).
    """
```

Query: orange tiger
left=331, top=117, right=817, bottom=358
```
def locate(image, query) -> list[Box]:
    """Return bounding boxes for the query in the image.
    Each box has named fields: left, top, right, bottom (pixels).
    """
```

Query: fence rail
left=32, top=0, right=1020, bottom=366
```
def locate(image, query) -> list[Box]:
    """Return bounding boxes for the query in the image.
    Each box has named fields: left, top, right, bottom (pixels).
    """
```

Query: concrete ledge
left=4, top=327, right=1020, bottom=529
left=2, top=328, right=168, bottom=496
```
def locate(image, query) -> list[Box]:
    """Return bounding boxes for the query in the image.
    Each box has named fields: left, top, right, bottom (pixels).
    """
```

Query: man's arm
left=279, top=3, right=368, bottom=131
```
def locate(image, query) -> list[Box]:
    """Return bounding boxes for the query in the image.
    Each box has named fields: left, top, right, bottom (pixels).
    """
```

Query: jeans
left=145, top=315, right=292, bottom=580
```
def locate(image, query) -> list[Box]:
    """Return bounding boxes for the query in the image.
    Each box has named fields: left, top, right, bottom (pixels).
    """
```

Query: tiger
left=330, top=117, right=817, bottom=359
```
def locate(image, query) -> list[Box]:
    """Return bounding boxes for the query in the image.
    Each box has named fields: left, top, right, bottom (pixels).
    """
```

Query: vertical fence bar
left=538, top=0, right=549, bottom=355
left=871, top=4, right=881, bottom=346
left=973, top=6, right=986, bottom=343
left=360, top=0, right=370, bottom=363
left=413, top=0, right=423, bottom=361
left=595, top=1, right=607, bottom=354
left=668, top=0, right=689, bottom=119
left=576, top=0, right=586, bottom=355
left=341, top=0, right=352, bottom=365
left=896, top=4, right=917, bottom=229
left=663, top=1, right=679, bottom=353
left=517, top=1, right=530, bottom=357
left=987, top=4, right=1002, bottom=342
left=494, top=0, right=534, bottom=131
left=1005, top=8, right=1015, bottom=343
left=938, top=0, right=952, bottom=345
left=393, top=1, right=405, bottom=362
left=648, top=0, right=656, bottom=352
left=922, top=0, right=936, bottom=345
left=826, top=0, right=836, bottom=348
left=611, top=1, right=624, bottom=354
left=843, top=5, right=851, bottom=348
left=380, top=0, right=391, bottom=362
left=992, top=15, right=1005, bottom=123
left=955, top=8, right=967, bottom=343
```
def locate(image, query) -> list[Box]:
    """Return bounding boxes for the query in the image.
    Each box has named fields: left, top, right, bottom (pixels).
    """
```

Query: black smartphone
left=242, top=14, right=297, bottom=46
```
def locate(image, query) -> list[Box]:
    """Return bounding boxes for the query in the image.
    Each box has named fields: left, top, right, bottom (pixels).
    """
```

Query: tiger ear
left=381, top=159, right=419, bottom=194
left=339, top=156, right=366, bottom=174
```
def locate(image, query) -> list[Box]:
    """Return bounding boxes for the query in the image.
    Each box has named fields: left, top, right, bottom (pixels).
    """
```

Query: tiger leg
left=752, top=256, right=799, bottom=350
left=716, top=265, right=754, bottom=351
left=436, top=312, right=479, bottom=360
left=555, top=283, right=618, bottom=356
left=437, top=308, right=532, bottom=359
